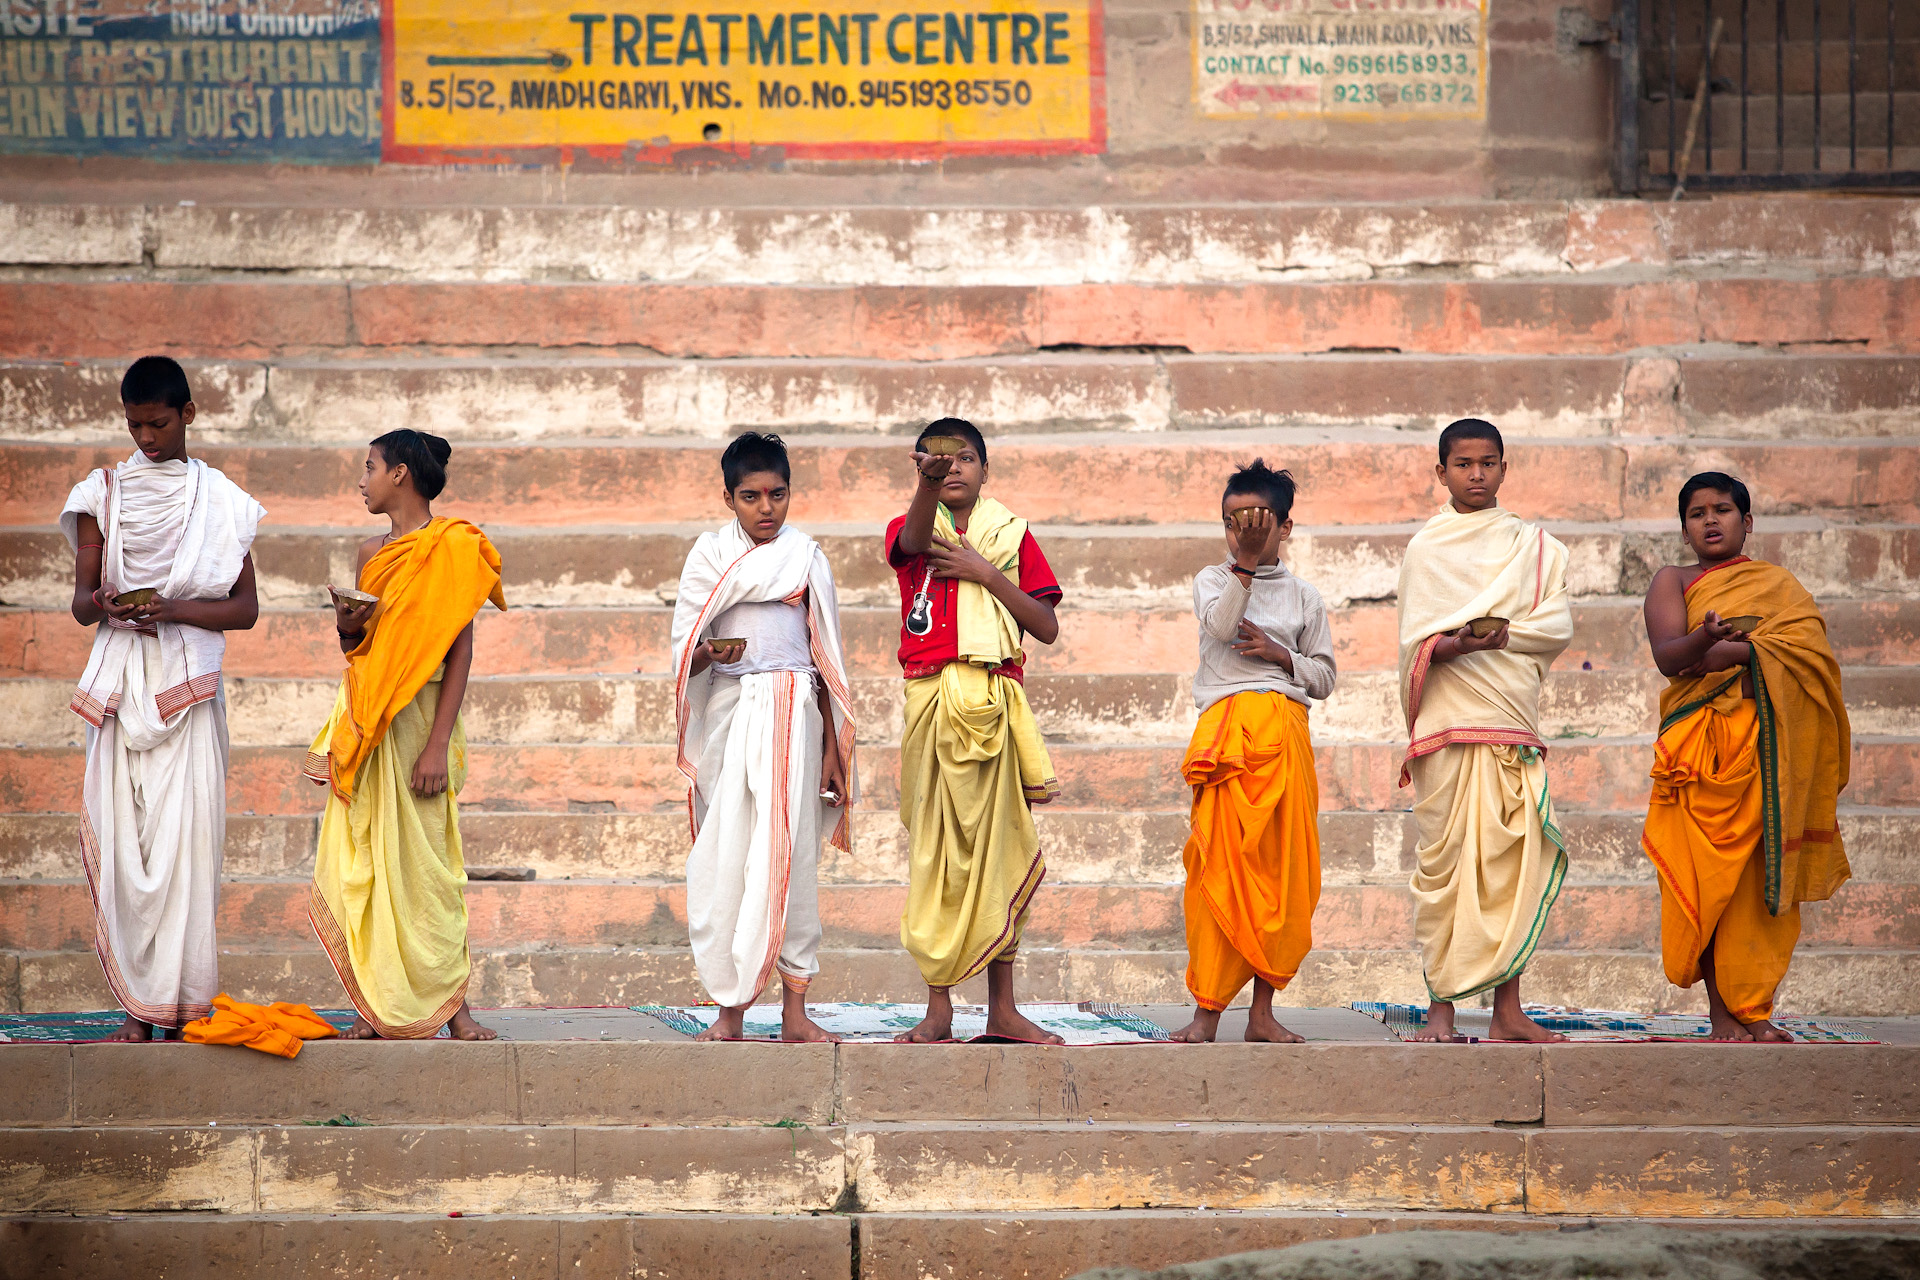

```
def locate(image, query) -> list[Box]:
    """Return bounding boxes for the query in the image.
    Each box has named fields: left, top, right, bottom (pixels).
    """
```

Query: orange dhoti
left=1181, top=692, right=1321, bottom=1011
left=1642, top=696, right=1802, bottom=1023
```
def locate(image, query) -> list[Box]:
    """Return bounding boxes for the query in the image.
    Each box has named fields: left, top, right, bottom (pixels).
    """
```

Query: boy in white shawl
left=671, top=432, right=857, bottom=1042
left=62, top=356, right=266, bottom=1042
left=1396, top=419, right=1572, bottom=1044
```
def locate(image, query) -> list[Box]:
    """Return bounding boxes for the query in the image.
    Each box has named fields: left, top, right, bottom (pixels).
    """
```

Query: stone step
left=3, top=806, right=1915, bottom=889
left=9, top=277, right=1920, bottom=363
left=854, top=1212, right=1920, bottom=1280
left=7, top=521, right=1918, bottom=610
left=7, top=198, right=1918, bottom=281
left=4, top=739, right=1916, bottom=818
left=15, top=1039, right=1917, bottom=1128
left=9, top=350, right=1920, bottom=443
left=0, top=1212, right=854, bottom=1280
left=9, top=666, right=1918, bottom=752
left=11, top=942, right=1914, bottom=1016
left=8, top=437, right=1920, bottom=529
left=9, top=878, right=1917, bottom=956
left=6, top=1115, right=1914, bottom=1216
left=7, top=1213, right=1919, bottom=1280
left=9, top=597, right=1917, bottom=681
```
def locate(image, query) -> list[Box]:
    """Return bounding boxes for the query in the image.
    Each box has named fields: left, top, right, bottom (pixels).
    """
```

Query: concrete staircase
left=2, top=195, right=1919, bottom=1020
left=5, top=1038, right=1918, bottom=1278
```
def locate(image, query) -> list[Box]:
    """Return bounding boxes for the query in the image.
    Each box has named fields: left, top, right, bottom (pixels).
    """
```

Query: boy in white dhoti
left=1397, top=418, right=1572, bottom=1044
left=63, top=356, right=266, bottom=1042
left=671, top=432, right=856, bottom=1042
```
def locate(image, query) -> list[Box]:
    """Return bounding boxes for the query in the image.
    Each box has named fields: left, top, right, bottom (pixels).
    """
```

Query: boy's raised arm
left=893, top=453, right=951, bottom=559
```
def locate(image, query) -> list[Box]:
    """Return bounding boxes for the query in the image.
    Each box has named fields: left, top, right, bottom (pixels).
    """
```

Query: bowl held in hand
left=114, top=588, right=158, bottom=607
left=1466, top=616, right=1509, bottom=638
left=1721, top=615, right=1763, bottom=634
left=920, top=435, right=966, bottom=456
left=331, top=587, right=379, bottom=607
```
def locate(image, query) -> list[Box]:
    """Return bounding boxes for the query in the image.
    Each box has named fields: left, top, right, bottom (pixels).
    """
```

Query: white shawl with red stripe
left=1396, top=503, right=1573, bottom=784
left=671, top=520, right=857, bottom=851
left=61, top=453, right=265, bottom=728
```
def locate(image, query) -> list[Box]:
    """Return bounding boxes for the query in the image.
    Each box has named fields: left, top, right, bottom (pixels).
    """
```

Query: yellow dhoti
left=308, top=672, right=473, bottom=1038
left=899, top=662, right=1058, bottom=989
left=1181, top=693, right=1321, bottom=1010
left=1643, top=698, right=1800, bottom=1022
left=1409, top=742, right=1565, bottom=1003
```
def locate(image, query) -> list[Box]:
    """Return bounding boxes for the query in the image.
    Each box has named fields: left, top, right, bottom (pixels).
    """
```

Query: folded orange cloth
left=181, top=994, right=340, bottom=1059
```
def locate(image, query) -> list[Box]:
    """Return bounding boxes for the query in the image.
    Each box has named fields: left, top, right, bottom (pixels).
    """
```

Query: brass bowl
left=707, top=637, right=746, bottom=648
left=1467, top=616, right=1509, bottom=638
left=114, top=588, right=157, bottom=606
left=1230, top=506, right=1271, bottom=530
left=1721, top=614, right=1763, bottom=633
left=331, top=587, right=379, bottom=606
left=920, top=435, right=967, bottom=457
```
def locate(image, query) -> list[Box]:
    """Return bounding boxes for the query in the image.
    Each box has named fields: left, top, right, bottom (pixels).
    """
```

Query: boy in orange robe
left=1641, top=471, right=1851, bottom=1042
left=1170, top=461, right=1337, bottom=1043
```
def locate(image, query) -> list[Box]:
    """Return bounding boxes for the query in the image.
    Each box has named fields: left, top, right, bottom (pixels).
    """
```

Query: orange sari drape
left=319, top=518, right=505, bottom=802
left=1641, top=557, right=1850, bottom=1022
left=181, top=994, right=339, bottom=1058
left=1181, top=692, right=1321, bottom=1011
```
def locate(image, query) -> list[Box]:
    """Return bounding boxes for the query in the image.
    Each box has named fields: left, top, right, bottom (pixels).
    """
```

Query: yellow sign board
left=386, top=0, right=1104, bottom=159
left=1192, top=0, right=1486, bottom=121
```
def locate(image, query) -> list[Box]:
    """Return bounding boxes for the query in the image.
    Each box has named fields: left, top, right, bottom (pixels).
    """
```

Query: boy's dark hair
left=120, top=355, right=192, bottom=410
left=1677, top=471, right=1752, bottom=520
left=721, top=431, right=791, bottom=490
left=369, top=428, right=453, bottom=501
left=1222, top=458, right=1297, bottom=522
left=916, top=417, right=987, bottom=468
left=1437, top=417, right=1503, bottom=464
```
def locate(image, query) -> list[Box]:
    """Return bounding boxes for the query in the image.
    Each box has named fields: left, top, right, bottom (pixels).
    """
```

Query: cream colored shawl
left=934, top=497, right=1027, bottom=668
left=1396, top=504, right=1573, bottom=782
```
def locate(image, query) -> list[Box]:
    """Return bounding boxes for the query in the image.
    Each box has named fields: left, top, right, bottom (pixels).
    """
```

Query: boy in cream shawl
left=63, top=357, right=265, bottom=1042
left=671, top=433, right=857, bottom=1042
left=886, top=418, right=1065, bottom=1044
left=1396, top=419, right=1572, bottom=1043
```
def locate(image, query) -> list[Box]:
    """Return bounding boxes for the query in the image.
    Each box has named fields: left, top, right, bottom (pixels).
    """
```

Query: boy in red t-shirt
left=886, top=418, right=1065, bottom=1044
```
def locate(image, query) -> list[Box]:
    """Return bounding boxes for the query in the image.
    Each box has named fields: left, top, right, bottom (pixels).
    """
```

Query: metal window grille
left=1612, top=0, right=1919, bottom=192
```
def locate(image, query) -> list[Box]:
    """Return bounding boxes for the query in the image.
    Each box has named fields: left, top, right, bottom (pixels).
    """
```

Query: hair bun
left=422, top=432, right=452, bottom=466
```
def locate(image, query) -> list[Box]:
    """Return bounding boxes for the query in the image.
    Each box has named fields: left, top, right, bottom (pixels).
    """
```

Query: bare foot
left=1708, top=1007, right=1755, bottom=1042
left=694, top=1006, right=747, bottom=1042
left=1409, top=1000, right=1469, bottom=1043
left=1168, top=1008, right=1222, bottom=1043
left=782, top=1009, right=841, bottom=1043
left=103, top=1015, right=157, bottom=1042
left=1744, top=1019, right=1794, bottom=1043
left=1244, top=1004, right=1305, bottom=1044
left=895, top=989, right=955, bottom=1043
left=446, top=1003, right=497, bottom=1041
left=983, top=1005, right=1065, bottom=1045
left=1488, top=1009, right=1569, bottom=1043
left=341, top=1016, right=382, bottom=1040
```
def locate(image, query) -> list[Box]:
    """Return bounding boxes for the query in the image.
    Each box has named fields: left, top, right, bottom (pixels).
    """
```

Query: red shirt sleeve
left=1017, top=530, right=1062, bottom=602
left=885, top=514, right=914, bottom=569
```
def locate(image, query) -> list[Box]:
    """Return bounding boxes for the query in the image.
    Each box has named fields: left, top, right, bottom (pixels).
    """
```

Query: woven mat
left=634, top=1000, right=1171, bottom=1044
left=0, top=1010, right=361, bottom=1044
left=1351, top=1002, right=1879, bottom=1044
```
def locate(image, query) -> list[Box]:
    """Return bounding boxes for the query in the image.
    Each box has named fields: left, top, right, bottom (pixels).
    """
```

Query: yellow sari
left=1642, top=557, right=1850, bottom=1021
left=899, top=499, right=1060, bottom=989
left=305, top=518, right=505, bottom=1038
